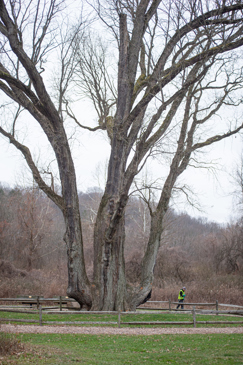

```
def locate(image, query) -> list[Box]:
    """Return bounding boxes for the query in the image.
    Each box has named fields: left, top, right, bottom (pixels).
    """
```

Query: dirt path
left=1, top=324, right=243, bottom=335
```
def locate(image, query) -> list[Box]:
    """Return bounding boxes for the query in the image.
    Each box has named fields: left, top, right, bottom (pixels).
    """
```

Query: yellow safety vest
left=178, top=289, right=185, bottom=300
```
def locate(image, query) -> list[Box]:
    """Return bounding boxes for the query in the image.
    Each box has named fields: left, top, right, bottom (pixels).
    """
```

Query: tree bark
left=92, top=146, right=128, bottom=310
left=53, top=128, right=92, bottom=309
left=92, top=201, right=127, bottom=310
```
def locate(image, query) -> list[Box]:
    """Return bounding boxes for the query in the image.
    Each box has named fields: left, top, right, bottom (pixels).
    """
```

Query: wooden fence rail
left=0, top=296, right=75, bottom=311
left=140, top=300, right=220, bottom=311
left=2, top=297, right=243, bottom=312
left=0, top=307, right=243, bottom=328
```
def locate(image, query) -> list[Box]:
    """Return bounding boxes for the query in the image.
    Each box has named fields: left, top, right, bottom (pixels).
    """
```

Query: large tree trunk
left=53, top=128, right=92, bottom=309
left=92, top=151, right=128, bottom=310
left=64, top=207, right=92, bottom=309
left=92, top=202, right=127, bottom=310
left=91, top=11, right=145, bottom=311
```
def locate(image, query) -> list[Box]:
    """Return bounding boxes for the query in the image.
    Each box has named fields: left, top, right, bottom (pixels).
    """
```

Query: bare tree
left=219, top=222, right=243, bottom=274
left=13, top=187, right=56, bottom=270
left=0, top=0, right=92, bottom=308
left=87, top=0, right=243, bottom=310
left=231, top=151, right=243, bottom=215
left=1, top=0, right=243, bottom=310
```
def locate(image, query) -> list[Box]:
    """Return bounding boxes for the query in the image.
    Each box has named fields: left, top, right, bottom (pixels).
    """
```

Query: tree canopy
left=0, top=0, right=243, bottom=310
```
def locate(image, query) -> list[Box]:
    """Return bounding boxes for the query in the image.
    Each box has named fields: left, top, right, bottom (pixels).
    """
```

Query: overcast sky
left=0, top=124, right=242, bottom=225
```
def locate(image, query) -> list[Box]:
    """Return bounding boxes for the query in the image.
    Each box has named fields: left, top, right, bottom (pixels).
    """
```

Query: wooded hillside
left=0, top=183, right=242, bottom=305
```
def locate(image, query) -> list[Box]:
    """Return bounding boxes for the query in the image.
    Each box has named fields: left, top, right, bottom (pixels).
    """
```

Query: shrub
left=0, top=330, right=24, bottom=356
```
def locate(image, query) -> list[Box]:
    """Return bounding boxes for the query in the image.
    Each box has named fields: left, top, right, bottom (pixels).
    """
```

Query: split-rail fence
left=0, top=297, right=242, bottom=328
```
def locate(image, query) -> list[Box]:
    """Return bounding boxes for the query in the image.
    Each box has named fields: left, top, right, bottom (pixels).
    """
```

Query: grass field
left=1, top=310, right=242, bottom=364
left=0, top=332, right=242, bottom=364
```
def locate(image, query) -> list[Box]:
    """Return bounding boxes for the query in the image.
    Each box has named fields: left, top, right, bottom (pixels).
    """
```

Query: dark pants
left=176, top=299, right=184, bottom=309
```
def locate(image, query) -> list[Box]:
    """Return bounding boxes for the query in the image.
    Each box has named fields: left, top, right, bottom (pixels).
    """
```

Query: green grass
left=120, top=312, right=243, bottom=327
left=1, top=333, right=243, bottom=364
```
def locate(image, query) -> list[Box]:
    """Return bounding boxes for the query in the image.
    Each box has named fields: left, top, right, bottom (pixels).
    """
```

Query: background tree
left=0, top=185, right=11, bottom=258
left=0, top=0, right=243, bottom=310
left=0, top=182, right=243, bottom=304
left=232, top=150, right=243, bottom=213
left=11, top=187, right=55, bottom=271
left=0, top=0, right=93, bottom=308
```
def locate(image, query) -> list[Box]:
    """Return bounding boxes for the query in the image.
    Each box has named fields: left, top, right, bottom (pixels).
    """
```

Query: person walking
left=176, top=287, right=186, bottom=309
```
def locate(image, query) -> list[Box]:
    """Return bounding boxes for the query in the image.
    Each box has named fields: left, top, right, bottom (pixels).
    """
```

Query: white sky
left=0, top=124, right=242, bottom=225
left=178, top=135, right=242, bottom=224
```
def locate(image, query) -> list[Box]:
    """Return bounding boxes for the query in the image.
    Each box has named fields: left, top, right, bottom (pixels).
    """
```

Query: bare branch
left=0, top=125, right=64, bottom=209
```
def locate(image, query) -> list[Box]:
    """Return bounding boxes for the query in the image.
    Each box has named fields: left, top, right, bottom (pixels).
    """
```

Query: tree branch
left=0, top=125, right=64, bottom=210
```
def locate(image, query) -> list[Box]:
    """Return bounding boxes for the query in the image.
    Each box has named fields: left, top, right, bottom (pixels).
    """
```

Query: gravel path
left=1, top=324, right=243, bottom=335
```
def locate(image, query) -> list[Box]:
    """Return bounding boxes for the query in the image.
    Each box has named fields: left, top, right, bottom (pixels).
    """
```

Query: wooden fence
left=0, top=297, right=243, bottom=328
left=139, top=300, right=243, bottom=311
left=2, top=297, right=243, bottom=311
left=0, top=296, right=74, bottom=311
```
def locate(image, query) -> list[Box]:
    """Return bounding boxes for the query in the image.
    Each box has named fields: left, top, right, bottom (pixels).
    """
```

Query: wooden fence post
left=169, top=300, right=171, bottom=311
left=37, top=296, right=40, bottom=309
left=193, top=306, right=196, bottom=328
left=39, top=305, right=42, bottom=326
left=59, top=296, right=63, bottom=311
left=216, top=300, right=218, bottom=315
left=118, top=309, right=121, bottom=328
